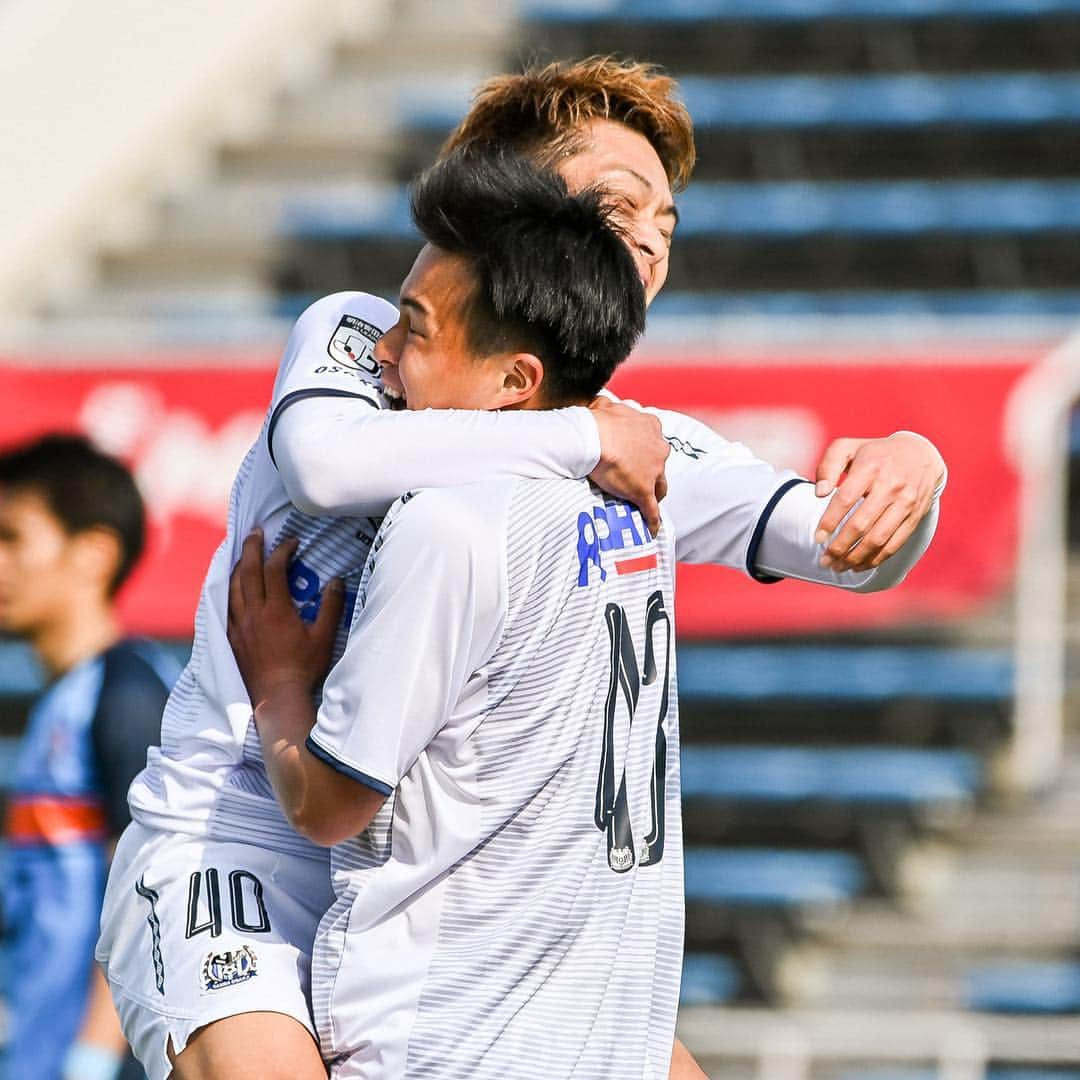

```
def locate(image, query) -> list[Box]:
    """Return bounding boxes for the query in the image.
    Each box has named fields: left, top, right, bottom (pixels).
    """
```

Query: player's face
left=557, top=119, right=676, bottom=306
left=376, top=244, right=517, bottom=411
left=0, top=489, right=79, bottom=636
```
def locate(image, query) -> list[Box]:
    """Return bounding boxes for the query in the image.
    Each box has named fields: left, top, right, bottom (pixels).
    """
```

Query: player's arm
left=269, top=294, right=668, bottom=532
left=228, top=497, right=503, bottom=846
left=670, top=1037, right=710, bottom=1080
left=644, top=404, right=944, bottom=588
left=227, top=533, right=381, bottom=845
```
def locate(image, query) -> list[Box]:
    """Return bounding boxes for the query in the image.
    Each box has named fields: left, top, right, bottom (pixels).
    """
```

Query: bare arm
left=670, top=1037, right=710, bottom=1080
left=66, top=965, right=128, bottom=1079
left=227, top=533, right=384, bottom=846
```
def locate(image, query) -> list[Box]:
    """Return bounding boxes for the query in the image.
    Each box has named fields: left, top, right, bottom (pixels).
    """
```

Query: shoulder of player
left=381, top=483, right=514, bottom=552
left=293, top=291, right=398, bottom=336
left=603, top=391, right=752, bottom=463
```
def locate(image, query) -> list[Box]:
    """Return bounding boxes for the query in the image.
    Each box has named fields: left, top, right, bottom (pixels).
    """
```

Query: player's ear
left=495, top=353, right=544, bottom=409
left=70, top=525, right=124, bottom=597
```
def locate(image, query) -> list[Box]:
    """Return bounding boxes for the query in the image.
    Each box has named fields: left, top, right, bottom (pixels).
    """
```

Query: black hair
left=409, top=148, right=646, bottom=404
left=0, top=434, right=146, bottom=595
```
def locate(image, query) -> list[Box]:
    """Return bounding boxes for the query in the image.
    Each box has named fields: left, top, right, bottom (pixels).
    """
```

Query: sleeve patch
left=327, top=315, right=383, bottom=377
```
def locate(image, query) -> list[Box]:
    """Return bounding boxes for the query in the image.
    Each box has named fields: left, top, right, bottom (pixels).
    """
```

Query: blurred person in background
left=0, top=435, right=179, bottom=1080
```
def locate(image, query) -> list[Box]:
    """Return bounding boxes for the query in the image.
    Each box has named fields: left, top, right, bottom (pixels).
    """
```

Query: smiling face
left=375, top=244, right=541, bottom=412
left=556, top=119, right=677, bottom=306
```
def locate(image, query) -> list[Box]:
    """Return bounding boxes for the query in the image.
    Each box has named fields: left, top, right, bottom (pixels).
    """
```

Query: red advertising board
left=0, top=346, right=1045, bottom=638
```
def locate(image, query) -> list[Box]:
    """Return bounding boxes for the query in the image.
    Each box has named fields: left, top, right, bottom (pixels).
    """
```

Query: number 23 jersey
left=308, top=476, right=682, bottom=1080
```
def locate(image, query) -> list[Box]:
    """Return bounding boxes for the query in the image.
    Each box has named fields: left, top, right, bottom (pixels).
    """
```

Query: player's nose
left=374, top=322, right=406, bottom=366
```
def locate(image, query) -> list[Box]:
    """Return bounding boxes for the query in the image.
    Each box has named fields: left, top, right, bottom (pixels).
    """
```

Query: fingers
left=264, top=536, right=299, bottom=605
left=814, top=438, right=858, bottom=499
left=315, top=578, right=346, bottom=642
left=235, top=530, right=267, bottom=609
left=824, top=498, right=911, bottom=571
left=639, top=492, right=661, bottom=538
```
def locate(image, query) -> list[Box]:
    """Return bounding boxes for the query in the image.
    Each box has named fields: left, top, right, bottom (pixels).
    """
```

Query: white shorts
left=97, top=821, right=335, bottom=1080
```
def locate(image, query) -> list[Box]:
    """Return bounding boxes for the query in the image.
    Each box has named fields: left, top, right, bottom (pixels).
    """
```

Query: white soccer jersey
left=308, top=478, right=682, bottom=1079
left=128, top=286, right=940, bottom=864
left=126, top=293, right=602, bottom=858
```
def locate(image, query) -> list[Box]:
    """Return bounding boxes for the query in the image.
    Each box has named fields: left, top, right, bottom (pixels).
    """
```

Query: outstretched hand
left=588, top=397, right=670, bottom=536
left=227, top=531, right=344, bottom=706
left=813, top=433, right=945, bottom=572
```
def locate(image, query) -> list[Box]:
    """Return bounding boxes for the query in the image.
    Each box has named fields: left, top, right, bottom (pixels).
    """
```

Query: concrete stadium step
left=677, top=1005, right=1080, bottom=1075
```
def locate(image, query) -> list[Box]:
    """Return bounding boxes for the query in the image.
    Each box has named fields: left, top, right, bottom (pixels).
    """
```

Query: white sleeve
left=754, top=478, right=944, bottom=593
left=272, top=397, right=601, bottom=518
left=634, top=403, right=803, bottom=574
left=269, top=291, right=398, bottom=414
left=267, top=292, right=602, bottom=518
left=305, top=489, right=506, bottom=794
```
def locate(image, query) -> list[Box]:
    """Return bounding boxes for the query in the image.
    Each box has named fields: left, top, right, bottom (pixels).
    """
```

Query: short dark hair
left=409, top=148, right=646, bottom=405
left=0, top=434, right=146, bottom=595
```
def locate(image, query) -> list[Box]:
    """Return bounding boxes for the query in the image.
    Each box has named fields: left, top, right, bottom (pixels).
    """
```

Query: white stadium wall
left=0, top=0, right=390, bottom=317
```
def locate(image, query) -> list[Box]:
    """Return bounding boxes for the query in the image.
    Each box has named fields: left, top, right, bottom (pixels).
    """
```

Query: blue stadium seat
left=966, top=961, right=1080, bottom=1013
left=274, top=289, right=1080, bottom=321
left=684, top=846, right=866, bottom=908
left=681, top=746, right=981, bottom=808
left=678, top=73, right=1080, bottom=128
left=681, top=952, right=743, bottom=1004
left=522, top=0, right=1080, bottom=24
left=649, top=290, right=1080, bottom=318
left=280, top=180, right=1080, bottom=240
left=674, top=180, right=1080, bottom=236
left=399, top=74, right=1080, bottom=132
left=675, top=645, right=1013, bottom=704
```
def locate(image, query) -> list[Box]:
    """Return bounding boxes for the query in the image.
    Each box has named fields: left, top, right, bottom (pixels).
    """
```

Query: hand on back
left=589, top=397, right=670, bottom=536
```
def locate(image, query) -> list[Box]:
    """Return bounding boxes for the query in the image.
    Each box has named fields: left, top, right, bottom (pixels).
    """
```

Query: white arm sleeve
left=273, top=398, right=601, bottom=518
left=615, top=396, right=942, bottom=591
left=305, top=488, right=506, bottom=793
left=267, top=292, right=601, bottom=518
left=754, top=478, right=943, bottom=593
left=620, top=401, right=803, bottom=573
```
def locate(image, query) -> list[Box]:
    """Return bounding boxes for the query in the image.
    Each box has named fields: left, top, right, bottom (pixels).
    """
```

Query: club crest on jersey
left=327, top=315, right=382, bottom=376
left=577, top=498, right=656, bottom=587
left=201, top=946, right=258, bottom=991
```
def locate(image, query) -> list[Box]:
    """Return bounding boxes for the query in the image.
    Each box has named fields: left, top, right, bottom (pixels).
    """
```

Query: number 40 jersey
left=307, top=475, right=682, bottom=1080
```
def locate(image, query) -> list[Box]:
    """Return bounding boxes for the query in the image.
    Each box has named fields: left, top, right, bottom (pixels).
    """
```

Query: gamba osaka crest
left=327, top=314, right=382, bottom=377
left=201, top=946, right=258, bottom=991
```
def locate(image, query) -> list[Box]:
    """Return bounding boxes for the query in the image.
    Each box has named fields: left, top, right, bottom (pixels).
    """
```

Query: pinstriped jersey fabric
left=311, top=478, right=682, bottom=1079
left=126, top=290, right=396, bottom=863
left=128, top=428, right=379, bottom=860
